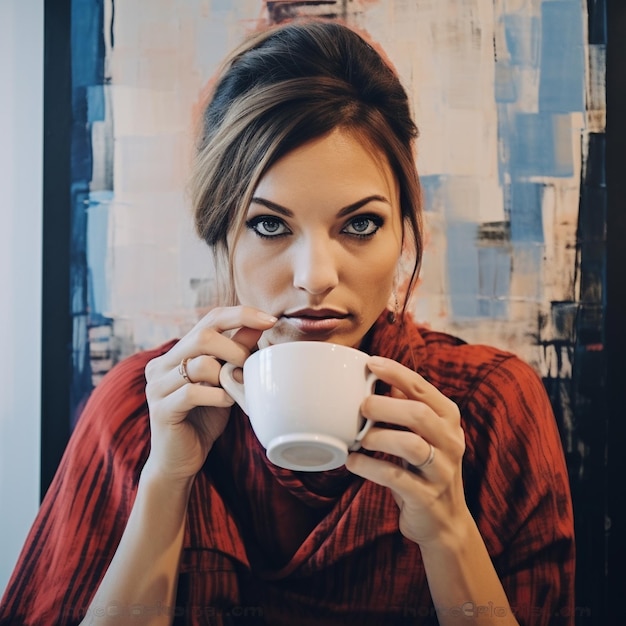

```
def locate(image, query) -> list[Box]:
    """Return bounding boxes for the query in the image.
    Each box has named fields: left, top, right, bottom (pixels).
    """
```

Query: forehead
left=253, top=128, right=399, bottom=206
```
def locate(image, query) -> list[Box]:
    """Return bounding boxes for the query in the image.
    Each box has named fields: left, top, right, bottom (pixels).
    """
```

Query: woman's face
left=231, top=127, right=403, bottom=348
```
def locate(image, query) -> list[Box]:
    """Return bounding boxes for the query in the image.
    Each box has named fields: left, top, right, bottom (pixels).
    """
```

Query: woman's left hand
left=345, top=355, right=469, bottom=548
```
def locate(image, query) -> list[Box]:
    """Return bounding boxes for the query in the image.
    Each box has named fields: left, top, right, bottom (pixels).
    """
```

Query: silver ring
left=178, top=357, right=193, bottom=383
left=412, top=443, right=435, bottom=470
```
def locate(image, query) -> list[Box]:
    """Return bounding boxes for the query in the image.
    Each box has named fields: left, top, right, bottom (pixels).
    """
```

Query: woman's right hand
left=143, top=306, right=277, bottom=483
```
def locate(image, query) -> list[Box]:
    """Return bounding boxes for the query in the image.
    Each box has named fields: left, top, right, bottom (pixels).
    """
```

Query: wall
left=0, top=0, right=44, bottom=595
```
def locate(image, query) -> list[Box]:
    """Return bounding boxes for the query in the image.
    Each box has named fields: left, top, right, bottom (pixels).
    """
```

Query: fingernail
left=257, top=312, right=277, bottom=323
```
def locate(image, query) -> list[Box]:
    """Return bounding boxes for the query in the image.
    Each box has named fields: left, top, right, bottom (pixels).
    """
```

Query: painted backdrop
left=71, top=0, right=605, bottom=457
left=68, top=0, right=606, bottom=621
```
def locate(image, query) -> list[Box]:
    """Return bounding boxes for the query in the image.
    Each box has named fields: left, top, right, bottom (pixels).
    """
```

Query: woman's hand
left=143, top=306, right=277, bottom=483
left=346, top=355, right=468, bottom=547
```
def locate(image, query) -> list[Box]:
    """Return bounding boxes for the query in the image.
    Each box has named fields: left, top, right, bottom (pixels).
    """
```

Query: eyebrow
left=250, top=195, right=391, bottom=218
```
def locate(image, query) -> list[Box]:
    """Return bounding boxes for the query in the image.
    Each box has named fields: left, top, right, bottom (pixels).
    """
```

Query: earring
left=387, top=289, right=399, bottom=324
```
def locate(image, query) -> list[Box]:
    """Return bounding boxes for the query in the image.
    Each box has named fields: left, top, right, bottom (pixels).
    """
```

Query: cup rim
left=251, top=340, right=368, bottom=359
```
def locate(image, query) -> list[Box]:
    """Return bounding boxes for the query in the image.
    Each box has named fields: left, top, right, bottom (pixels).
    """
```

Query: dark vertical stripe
left=572, top=111, right=608, bottom=626
left=41, top=0, right=72, bottom=498
left=606, top=0, right=626, bottom=623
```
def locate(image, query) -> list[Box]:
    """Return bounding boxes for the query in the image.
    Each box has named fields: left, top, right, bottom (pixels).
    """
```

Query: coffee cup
left=219, top=341, right=378, bottom=471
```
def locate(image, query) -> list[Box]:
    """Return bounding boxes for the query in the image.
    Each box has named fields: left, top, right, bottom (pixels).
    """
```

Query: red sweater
left=0, top=315, right=575, bottom=625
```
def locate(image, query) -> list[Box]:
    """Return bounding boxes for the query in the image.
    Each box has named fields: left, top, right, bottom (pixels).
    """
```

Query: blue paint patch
left=503, top=14, right=540, bottom=66
left=496, top=13, right=539, bottom=103
left=509, top=113, right=574, bottom=178
left=510, top=182, right=544, bottom=243
left=447, top=221, right=513, bottom=320
left=87, top=85, right=105, bottom=122
left=447, top=222, right=480, bottom=319
left=419, top=175, right=446, bottom=213
left=539, top=1, right=585, bottom=113
left=477, top=247, right=511, bottom=318
left=72, top=0, right=105, bottom=88
left=86, top=191, right=114, bottom=319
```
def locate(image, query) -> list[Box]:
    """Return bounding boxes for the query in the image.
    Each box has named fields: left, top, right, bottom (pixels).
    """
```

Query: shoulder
left=413, top=324, right=560, bottom=464
left=416, top=325, right=545, bottom=409
left=371, top=313, right=545, bottom=410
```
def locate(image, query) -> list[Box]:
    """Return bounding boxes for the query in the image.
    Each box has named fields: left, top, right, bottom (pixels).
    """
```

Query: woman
left=0, top=20, right=574, bottom=626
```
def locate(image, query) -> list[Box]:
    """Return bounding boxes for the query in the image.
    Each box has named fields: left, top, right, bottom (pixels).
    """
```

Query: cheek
left=363, top=263, right=395, bottom=300
left=365, top=238, right=401, bottom=282
left=233, top=248, right=286, bottom=304
left=349, top=251, right=397, bottom=309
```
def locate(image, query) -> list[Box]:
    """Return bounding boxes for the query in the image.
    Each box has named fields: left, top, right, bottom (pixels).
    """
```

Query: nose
left=292, top=234, right=339, bottom=295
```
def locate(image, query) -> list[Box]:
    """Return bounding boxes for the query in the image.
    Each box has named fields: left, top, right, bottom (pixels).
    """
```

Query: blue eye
left=343, top=215, right=384, bottom=238
left=246, top=216, right=290, bottom=238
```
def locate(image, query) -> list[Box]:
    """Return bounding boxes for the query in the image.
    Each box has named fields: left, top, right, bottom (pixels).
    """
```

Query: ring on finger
left=178, top=357, right=194, bottom=384
left=412, top=442, right=435, bottom=470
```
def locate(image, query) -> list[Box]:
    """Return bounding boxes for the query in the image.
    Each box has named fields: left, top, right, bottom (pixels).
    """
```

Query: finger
left=368, top=356, right=459, bottom=419
left=157, top=382, right=235, bottom=425
left=193, top=305, right=277, bottom=335
left=346, top=452, right=426, bottom=500
left=164, top=307, right=277, bottom=369
left=361, top=394, right=441, bottom=443
left=151, top=354, right=222, bottom=397
left=359, top=426, right=434, bottom=468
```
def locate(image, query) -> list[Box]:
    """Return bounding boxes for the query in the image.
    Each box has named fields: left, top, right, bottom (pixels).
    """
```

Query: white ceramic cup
left=219, top=341, right=378, bottom=471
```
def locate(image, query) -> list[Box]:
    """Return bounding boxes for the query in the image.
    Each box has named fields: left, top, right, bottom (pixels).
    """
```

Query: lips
left=284, top=307, right=349, bottom=319
left=282, top=307, right=350, bottom=334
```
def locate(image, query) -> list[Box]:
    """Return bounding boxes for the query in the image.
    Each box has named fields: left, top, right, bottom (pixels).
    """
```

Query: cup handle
left=348, top=371, right=378, bottom=452
left=218, top=362, right=247, bottom=412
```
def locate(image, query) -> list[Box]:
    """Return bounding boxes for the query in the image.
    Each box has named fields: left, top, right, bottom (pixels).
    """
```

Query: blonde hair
left=190, top=20, right=423, bottom=308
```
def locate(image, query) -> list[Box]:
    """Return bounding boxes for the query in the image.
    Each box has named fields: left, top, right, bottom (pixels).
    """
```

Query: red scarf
left=209, top=313, right=426, bottom=575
